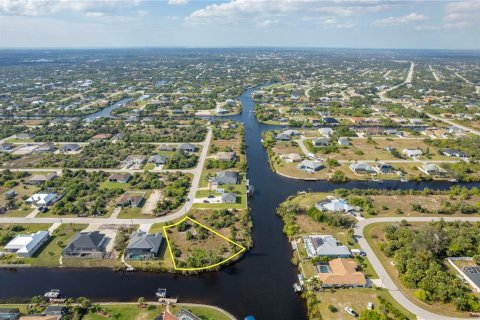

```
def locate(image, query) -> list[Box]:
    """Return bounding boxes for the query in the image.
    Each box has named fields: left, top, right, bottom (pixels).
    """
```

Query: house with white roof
left=4, top=231, right=50, bottom=257
left=26, top=192, right=59, bottom=207
left=316, top=199, right=354, bottom=213
left=402, top=148, right=423, bottom=158
left=303, top=235, right=351, bottom=258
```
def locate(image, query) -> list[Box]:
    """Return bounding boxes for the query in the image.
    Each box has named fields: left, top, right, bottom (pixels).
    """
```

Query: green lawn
left=83, top=304, right=163, bottom=320
left=170, top=305, right=231, bottom=320
left=142, top=163, right=155, bottom=171
left=99, top=181, right=131, bottom=190
left=23, top=224, right=87, bottom=267
left=117, top=207, right=155, bottom=219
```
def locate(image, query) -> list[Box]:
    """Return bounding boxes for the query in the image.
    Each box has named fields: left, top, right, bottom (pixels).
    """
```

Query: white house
left=318, top=128, right=334, bottom=137
left=26, top=192, right=59, bottom=207
left=402, top=148, right=423, bottom=158
left=297, top=160, right=324, bottom=173
left=316, top=199, right=354, bottom=213
left=4, top=231, right=50, bottom=257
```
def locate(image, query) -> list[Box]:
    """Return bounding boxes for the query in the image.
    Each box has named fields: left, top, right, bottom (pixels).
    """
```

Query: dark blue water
left=0, top=86, right=474, bottom=320
left=84, top=97, right=133, bottom=121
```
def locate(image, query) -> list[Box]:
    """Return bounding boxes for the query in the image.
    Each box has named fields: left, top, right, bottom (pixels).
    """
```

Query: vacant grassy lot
left=315, top=288, right=415, bottom=320
left=83, top=304, right=163, bottom=320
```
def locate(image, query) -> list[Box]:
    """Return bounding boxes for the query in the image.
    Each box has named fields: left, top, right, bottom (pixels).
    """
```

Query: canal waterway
left=0, top=86, right=473, bottom=320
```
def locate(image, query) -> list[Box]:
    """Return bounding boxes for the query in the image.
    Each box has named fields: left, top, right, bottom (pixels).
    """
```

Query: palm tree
left=137, top=297, right=145, bottom=308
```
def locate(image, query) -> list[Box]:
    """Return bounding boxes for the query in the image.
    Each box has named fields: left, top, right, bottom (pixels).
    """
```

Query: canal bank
left=0, top=86, right=474, bottom=320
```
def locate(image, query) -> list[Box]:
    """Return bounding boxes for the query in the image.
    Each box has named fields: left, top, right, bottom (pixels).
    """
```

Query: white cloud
left=0, top=0, right=140, bottom=16
left=185, top=0, right=399, bottom=26
left=443, top=0, right=480, bottom=28
left=256, top=19, right=279, bottom=27
left=373, top=12, right=428, bottom=27
left=168, top=0, right=189, bottom=5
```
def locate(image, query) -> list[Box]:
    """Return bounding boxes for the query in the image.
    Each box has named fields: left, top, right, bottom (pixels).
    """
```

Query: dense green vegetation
left=380, top=220, right=480, bottom=312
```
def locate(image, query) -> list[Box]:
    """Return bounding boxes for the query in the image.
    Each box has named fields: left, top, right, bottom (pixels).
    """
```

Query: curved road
left=355, top=216, right=480, bottom=320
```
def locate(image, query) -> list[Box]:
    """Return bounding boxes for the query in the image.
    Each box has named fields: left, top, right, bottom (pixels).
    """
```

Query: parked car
left=203, top=200, right=210, bottom=203
left=345, top=307, right=358, bottom=317
left=38, top=206, right=49, bottom=213
left=367, top=302, right=374, bottom=310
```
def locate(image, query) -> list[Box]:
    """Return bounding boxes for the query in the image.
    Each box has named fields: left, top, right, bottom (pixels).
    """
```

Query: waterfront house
left=303, top=235, right=351, bottom=258
left=124, top=230, right=162, bottom=259
left=221, top=192, right=237, bottom=204
left=280, top=153, right=302, bottom=163
left=62, top=231, right=107, bottom=258
left=4, top=231, right=50, bottom=257
left=317, top=258, right=366, bottom=288
left=297, top=160, right=324, bottom=173
left=419, top=163, right=446, bottom=176
left=0, top=308, right=20, bottom=320
left=349, top=162, right=376, bottom=175
left=275, top=133, right=291, bottom=141
left=215, top=151, right=237, bottom=161
left=209, top=171, right=239, bottom=187
left=315, top=199, right=354, bottom=213
left=374, top=163, right=394, bottom=174
left=108, top=173, right=131, bottom=183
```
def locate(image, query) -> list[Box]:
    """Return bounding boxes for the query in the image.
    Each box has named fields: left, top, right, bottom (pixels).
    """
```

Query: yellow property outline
left=163, top=216, right=247, bottom=271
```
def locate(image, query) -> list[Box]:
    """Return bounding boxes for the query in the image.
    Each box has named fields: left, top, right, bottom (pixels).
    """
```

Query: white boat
left=44, top=289, right=61, bottom=299
left=400, top=178, right=408, bottom=183
left=449, top=178, right=458, bottom=183
left=156, top=288, right=167, bottom=298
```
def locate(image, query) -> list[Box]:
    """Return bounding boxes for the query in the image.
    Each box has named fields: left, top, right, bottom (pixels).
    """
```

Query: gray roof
left=63, top=231, right=105, bottom=254
left=60, top=143, right=80, bottom=151
left=126, top=231, right=162, bottom=254
left=211, top=171, right=239, bottom=185
left=221, top=192, right=237, bottom=203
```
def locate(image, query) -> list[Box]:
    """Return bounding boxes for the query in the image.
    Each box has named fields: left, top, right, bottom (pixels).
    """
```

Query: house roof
left=316, top=199, right=353, bottom=212
left=304, top=235, right=351, bottom=258
left=126, top=231, right=162, bottom=253
left=63, top=231, right=106, bottom=253
left=211, top=171, right=239, bottom=185
left=221, top=193, right=237, bottom=202
left=298, top=160, right=323, bottom=170
left=5, top=231, right=49, bottom=254
left=318, top=258, right=366, bottom=286
left=26, top=193, right=58, bottom=205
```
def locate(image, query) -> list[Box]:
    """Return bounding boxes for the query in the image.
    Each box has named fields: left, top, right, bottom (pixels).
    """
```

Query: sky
left=0, top=0, right=479, bottom=49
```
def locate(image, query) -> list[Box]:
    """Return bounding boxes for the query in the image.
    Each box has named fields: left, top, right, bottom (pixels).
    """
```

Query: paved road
left=378, top=61, right=414, bottom=101
left=427, top=113, right=480, bottom=136
left=0, top=129, right=212, bottom=226
left=355, top=216, right=480, bottom=320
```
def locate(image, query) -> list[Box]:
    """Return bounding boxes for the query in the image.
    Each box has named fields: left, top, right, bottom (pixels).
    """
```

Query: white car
left=367, top=302, right=374, bottom=310
left=345, top=307, right=358, bottom=317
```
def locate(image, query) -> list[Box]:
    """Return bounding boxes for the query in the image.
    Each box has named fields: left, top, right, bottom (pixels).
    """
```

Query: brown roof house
left=317, top=258, right=366, bottom=288
left=108, top=173, right=131, bottom=183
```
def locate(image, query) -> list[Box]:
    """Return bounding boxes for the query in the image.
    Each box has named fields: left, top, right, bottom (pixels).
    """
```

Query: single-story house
left=26, top=173, right=58, bottom=185
left=175, top=309, right=201, bottom=320
left=318, top=128, right=334, bottom=137
left=115, top=193, right=144, bottom=207
left=375, top=163, right=394, bottom=174
left=210, top=171, right=239, bottom=187
left=0, top=308, right=20, bottom=320
left=338, top=137, right=350, bottom=146
left=59, top=144, right=80, bottom=152
left=42, top=306, right=67, bottom=318
left=317, top=258, right=366, bottom=288
left=275, top=133, right=291, bottom=141
left=282, top=129, right=299, bottom=136
left=303, top=235, right=351, bottom=258
left=4, top=231, right=50, bottom=257
left=5, top=189, right=17, bottom=199
left=148, top=155, right=168, bottom=165
left=419, top=163, right=446, bottom=176
left=26, top=192, right=59, bottom=207
left=108, top=173, right=131, bottom=183
left=312, top=137, right=329, bottom=147
left=221, top=192, right=237, bottom=204
left=349, top=162, right=376, bottom=175
left=34, top=142, right=56, bottom=153
left=315, top=199, right=354, bottom=213
left=158, top=144, right=176, bottom=152
left=442, top=149, right=468, bottom=158
left=62, top=231, right=107, bottom=258
left=123, top=155, right=146, bottom=166
left=403, top=148, right=423, bottom=158
left=177, top=143, right=197, bottom=153
left=215, top=151, right=237, bottom=161
left=322, top=117, right=339, bottom=125
left=0, top=143, right=14, bottom=153
left=297, top=160, right=324, bottom=173
left=111, top=133, right=125, bottom=142
left=280, top=153, right=302, bottom=163
left=124, top=230, right=162, bottom=259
